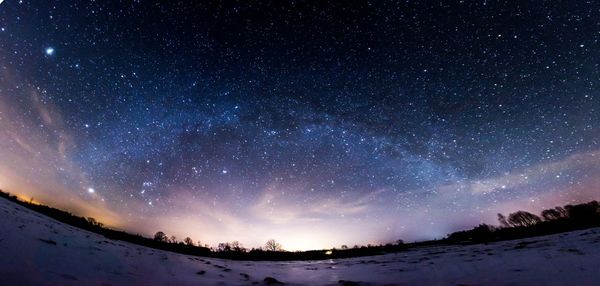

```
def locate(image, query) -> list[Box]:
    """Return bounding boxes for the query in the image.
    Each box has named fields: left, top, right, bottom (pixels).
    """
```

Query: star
left=0, top=0, right=598, bottom=251
left=45, top=47, right=55, bottom=56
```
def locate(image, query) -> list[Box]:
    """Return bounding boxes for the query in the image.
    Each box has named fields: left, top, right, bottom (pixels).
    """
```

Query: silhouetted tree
left=341, top=245, right=348, bottom=250
left=230, top=241, right=246, bottom=252
left=87, top=217, right=97, bottom=225
left=169, top=235, right=178, bottom=243
left=154, top=231, right=167, bottom=242
left=265, top=239, right=283, bottom=252
left=497, top=213, right=509, bottom=228
left=507, top=211, right=541, bottom=227
left=472, top=224, right=495, bottom=241
left=565, top=201, right=600, bottom=224
left=217, top=242, right=231, bottom=252
left=184, top=237, right=194, bottom=246
left=541, top=208, right=566, bottom=221
left=556, top=206, right=568, bottom=217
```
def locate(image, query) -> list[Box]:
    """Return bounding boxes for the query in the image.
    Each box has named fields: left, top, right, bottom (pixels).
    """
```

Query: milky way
left=0, top=1, right=599, bottom=250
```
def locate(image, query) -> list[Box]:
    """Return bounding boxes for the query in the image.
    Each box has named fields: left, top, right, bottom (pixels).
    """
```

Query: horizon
left=3, top=189, right=599, bottom=252
left=1, top=1, right=599, bottom=251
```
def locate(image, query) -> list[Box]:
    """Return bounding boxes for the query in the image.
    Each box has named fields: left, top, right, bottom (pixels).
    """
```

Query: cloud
left=454, top=149, right=600, bottom=195
left=249, top=184, right=381, bottom=224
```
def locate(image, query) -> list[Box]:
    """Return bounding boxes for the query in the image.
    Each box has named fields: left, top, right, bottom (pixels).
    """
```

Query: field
left=1, top=198, right=599, bottom=285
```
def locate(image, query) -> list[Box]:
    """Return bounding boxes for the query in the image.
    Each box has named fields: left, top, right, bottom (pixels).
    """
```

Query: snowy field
left=1, top=198, right=599, bottom=285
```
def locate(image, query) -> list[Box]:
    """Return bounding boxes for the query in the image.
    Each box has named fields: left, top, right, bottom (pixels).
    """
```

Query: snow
left=1, top=198, right=599, bottom=285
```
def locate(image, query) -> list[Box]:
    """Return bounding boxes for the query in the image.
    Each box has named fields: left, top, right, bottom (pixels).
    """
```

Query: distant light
left=45, top=47, right=55, bottom=56
left=87, top=187, right=95, bottom=194
left=324, top=250, right=333, bottom=255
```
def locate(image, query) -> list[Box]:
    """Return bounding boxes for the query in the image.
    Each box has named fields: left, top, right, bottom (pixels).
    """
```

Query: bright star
left=45, top=47, right=55, bottom=56
left=87, top=187, right=95, bottom=194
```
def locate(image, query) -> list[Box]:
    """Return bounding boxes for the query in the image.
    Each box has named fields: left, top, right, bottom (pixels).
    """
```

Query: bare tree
left=169, top=235, right=178, bottom=244
left=230, top=241, right=246, bottom=252
left=507, top=211, right=541, bottom=227
left=497, top=213, right=509, bottom=228
left=217, top=242, right=231, bottom=252
left=555, top=206, right=568, bottom=218
left=183, top=237, right=194, bottom=246
left=154, top=231, right=167, bottom=242
left=541, top=208, right=566, bottom=221
left=264, top=239, right=283, bottom=252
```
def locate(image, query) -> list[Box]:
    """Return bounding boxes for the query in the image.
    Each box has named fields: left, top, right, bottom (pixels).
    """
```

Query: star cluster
left=0, top=1, right=599, bottom=250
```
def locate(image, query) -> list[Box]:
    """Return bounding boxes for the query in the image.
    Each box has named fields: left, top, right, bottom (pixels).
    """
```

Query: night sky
left=0, top=1, right=599, bottom=250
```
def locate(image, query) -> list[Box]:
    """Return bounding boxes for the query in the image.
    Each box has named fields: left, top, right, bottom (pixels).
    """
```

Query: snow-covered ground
left=1, top=198, right=599, bottom=286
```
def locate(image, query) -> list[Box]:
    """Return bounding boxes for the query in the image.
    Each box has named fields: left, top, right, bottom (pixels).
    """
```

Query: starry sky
left=0, top=1, right=599, bottom=251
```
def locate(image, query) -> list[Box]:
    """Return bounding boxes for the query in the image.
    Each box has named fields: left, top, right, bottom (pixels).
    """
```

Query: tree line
left=2, top=189, right=599, bottom=260
left=446, top=200, right=600, bottom=243
left=149, top=229, right=407, bottom=260
left=0, top=189, right=405, bottom=260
